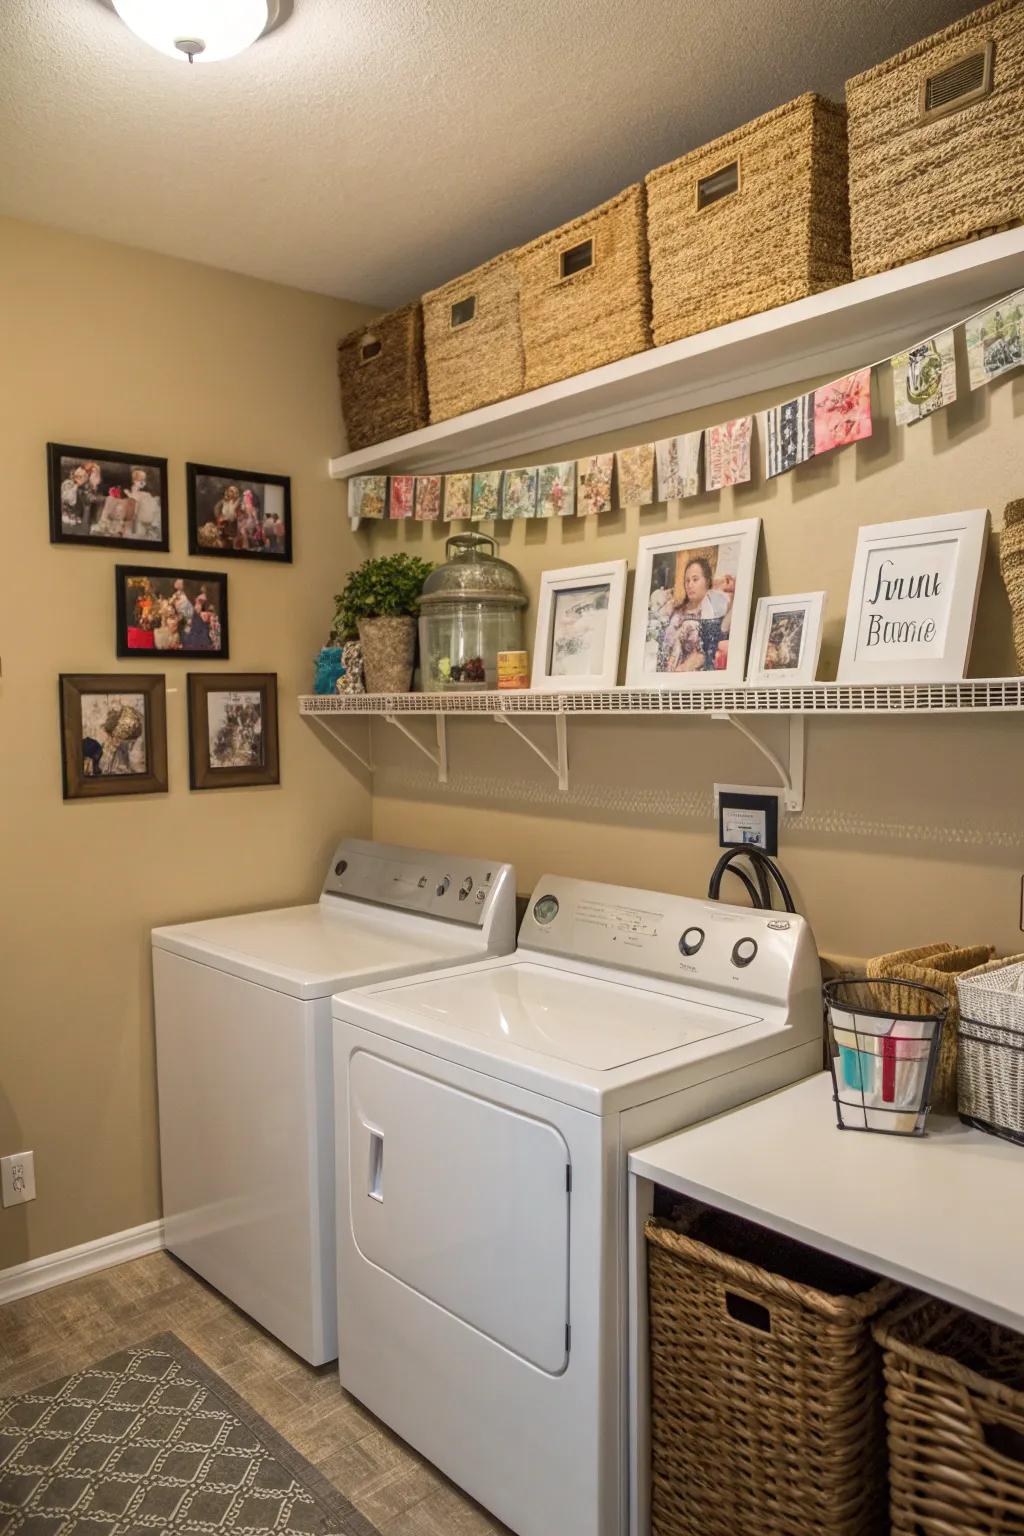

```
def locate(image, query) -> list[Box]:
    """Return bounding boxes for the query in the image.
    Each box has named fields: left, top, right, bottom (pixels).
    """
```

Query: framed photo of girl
left=625, top=519, right=761, bottom=689
left=186, top=463, right=292, bottom=561
left=746, top=592, right=826, bottom=686
left=115, top=565, right=229, bottom=659
left=48, top=443, right=169, bottom=551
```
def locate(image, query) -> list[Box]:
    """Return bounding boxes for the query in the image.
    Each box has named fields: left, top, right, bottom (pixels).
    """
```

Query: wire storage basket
left=956, top=953, right=1024, bottom=1144
left=824, top=978, right=947, bottom=1135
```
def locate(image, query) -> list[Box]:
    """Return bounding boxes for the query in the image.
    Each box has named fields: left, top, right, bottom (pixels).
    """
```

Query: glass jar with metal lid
left=417, top=533, right=528, bottom=691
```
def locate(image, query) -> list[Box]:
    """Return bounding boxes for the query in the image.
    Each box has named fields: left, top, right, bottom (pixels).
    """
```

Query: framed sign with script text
left=837, top=509, right=989, bottom=683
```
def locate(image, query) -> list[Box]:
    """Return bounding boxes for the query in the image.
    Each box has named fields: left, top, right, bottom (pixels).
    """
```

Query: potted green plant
left=333, top=553, right=433, bottom=693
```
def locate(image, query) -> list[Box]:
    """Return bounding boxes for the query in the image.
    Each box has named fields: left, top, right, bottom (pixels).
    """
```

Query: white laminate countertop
left=629, top=1072, right=1024, bottom=1332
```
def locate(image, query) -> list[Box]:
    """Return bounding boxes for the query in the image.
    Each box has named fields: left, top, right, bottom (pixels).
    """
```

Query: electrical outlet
left=1, top=1151, right=36, bottom=1207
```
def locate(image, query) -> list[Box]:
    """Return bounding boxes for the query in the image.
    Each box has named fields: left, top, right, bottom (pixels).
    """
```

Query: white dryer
left=152, top=839, right=515, bottom=1366
left=332, top=874, right=822, bottom=1536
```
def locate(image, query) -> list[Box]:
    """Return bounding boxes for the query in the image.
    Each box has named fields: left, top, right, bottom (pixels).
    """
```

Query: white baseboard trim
left=0, top=1220, right=165, bottom=1305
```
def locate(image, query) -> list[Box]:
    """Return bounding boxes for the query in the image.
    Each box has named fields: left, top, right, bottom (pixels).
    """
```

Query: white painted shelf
left=329, top=229, right=1024, bottom=478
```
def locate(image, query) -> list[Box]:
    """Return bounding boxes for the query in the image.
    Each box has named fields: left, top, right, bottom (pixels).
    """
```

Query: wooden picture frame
left=186, top=462, right=292, bottom=562
left=48, top=442, right=169, bottom=552
left=531, top=560, right=627, bottom=691
left=187, top=673, right=280, bottom=790
left=746, top=592, right=826, bottom=686
left=59, top=674, right=168, bottom=799
left=115, top=565, right=229, bottom=659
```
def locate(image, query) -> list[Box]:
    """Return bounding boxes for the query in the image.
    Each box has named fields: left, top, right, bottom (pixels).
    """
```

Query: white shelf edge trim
left=0, top=1219, right=165, bottom=1305
left=329, top=229, right=1024, bottom=478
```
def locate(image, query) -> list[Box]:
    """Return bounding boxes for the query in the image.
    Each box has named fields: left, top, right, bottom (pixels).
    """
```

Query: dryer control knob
left=732, top=937, right=758, bottom=968
left=334, top=859, right=348, bottom=877
left=436, top=876, right=451, bottom=896
left=679, top=927, right=705, bottom=957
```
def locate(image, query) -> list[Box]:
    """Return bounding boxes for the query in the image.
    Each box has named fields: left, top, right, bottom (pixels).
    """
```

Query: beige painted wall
left=368, top=343, right=1024, bottom=961
left=0, top=219, right=374, bottom=1267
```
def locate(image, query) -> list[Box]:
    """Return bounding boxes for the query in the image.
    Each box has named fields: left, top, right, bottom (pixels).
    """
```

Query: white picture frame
left=531, top=560, right=628, bottom=691
left=625, top=519, right=761, bottom=689
left=746, top=592, right=826, bottom=686
left=837, top=509, right=989, bottom=683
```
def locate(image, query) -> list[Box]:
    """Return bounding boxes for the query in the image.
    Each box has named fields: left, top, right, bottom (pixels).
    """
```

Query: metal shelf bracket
left=493, top=713, right=569, bottom=792
left=384, top=713, right=448, bottom=784
left=309, top=714, right=373, bottom=774
left=712, top=712, right=805, bottom=812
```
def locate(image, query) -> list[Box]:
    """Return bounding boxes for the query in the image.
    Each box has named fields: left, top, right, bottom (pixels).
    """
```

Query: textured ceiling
left=0, top=0, right=982, bottom=307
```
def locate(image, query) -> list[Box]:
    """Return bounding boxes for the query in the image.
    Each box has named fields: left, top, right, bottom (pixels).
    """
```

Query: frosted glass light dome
left=112, top=0, right=272, bottom=62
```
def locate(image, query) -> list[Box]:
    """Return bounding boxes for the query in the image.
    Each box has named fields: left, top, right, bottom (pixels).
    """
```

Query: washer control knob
left=678, top=927, right=705, bottom=957
left=334, top=859, right=348, bottom=877
left=732, top=937, right=758, bottom=968
left=435, top=876, right=451, bottom=897
left=459, top=876, right=474, bottom=901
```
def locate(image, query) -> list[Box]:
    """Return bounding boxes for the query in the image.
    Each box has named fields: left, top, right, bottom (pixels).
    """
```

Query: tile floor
left=0, top=1252, right=510, bottom=1535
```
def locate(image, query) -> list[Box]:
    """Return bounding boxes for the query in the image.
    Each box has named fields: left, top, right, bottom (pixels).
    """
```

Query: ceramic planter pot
left=358, top=616, right=416, bottom=693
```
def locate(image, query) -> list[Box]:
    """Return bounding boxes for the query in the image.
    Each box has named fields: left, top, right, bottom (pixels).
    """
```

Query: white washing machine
left=333, top=874, right=822, bottom=1536
left=152, top=839, right=515, bottom=1366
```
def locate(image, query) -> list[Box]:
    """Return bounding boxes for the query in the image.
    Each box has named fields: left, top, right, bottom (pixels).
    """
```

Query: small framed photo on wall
left=531, top=560, right=627, bottom=691
left=746, top=593, right=826, bottom=686
left=116, top=566, right=229, bottom=658
left=187, top=463, right=292, bottom=560
left=187, top=673, right=280, bottom=790
left=48, top=443, right=169, bottom=551
left=626, top=519, right=761, bottom=688
left=59, top=674, right=168, bottom=799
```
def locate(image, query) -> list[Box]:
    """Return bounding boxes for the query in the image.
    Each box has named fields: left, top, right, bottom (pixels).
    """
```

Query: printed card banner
left=349, top=475, right=388, bottom=520
left=537, top=462, right=575, bottom=518
left=616, top=444, right=656, bottom=507
left=389, top=474, right=414, bottom=520
left=891, top=330, right=957, bottom=425
left=576, top=454, right=615, bottom=516
left=656, top=433, right=703, bottom=500
left=444, top=472, right=472, bottom=521
left=761, top=394, right=814, bottom=479
left=414, top=475, right=442, bottom=521
left=503, top=467, right=539, bottom=519
left=813, top=368, right=872, bottom=453
left=705, top=417, right=753, bottom=491
left=966, top=295, right=1024, bottom=390
left=471, top=470, right=502, bottom=521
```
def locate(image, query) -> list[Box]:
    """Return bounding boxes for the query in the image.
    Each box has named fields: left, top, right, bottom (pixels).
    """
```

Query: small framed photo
left=187, top=463, right=291, bottom=560
left=48, top=443, right=168, bottom=551
left=116, top=566, right=229, bottom=659
left=531, top=560, right=628, bottom=691
left=837, top=509, right=989, bottom=683
left=59, top=674, right=168, bottom=799
left=626, top=519, right=761, bottom=688
left=746, top=592, right=826, bottom=686
left=187, top=673, right=279, bottom=790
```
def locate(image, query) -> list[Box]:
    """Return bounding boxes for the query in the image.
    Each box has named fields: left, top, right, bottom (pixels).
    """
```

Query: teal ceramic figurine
left=313, top=647, right=344, bottom=694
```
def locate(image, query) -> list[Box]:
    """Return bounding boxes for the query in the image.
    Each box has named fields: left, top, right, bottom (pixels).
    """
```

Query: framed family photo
left=531, top=560, right=627, bottom=691
left=746, top=592, right=825, bottom=686
left=59, top=674, right=168, bottom=799
left=48, top=443, right=168, bottom=552
left=186, top=463, right=292, bottom=560
left=187, top=674, right=279, bottom=790
left=625, top=519, right=761, bottom=688
left=116, top=566, right=229, bottom=658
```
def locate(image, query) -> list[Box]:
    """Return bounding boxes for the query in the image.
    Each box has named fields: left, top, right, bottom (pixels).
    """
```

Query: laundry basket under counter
left=957, top=953, right=1024, bottom=1145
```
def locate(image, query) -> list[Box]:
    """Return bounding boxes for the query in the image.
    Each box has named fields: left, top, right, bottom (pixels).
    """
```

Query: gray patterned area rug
left=0, top=1333, right=380, bottom=1535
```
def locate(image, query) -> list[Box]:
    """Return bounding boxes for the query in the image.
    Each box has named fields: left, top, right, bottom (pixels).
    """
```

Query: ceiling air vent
left=920, top=42, right=994, bottom=120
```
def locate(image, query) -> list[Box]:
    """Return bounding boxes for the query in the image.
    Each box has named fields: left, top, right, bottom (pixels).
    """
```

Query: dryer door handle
left=367, top=1129, right=384, bottom=1202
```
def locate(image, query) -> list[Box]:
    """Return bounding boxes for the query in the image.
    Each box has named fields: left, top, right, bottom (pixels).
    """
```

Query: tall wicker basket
left=956, top=952, right=1024, bottom=1143
left=422, top=251, right=524, bottom=423
left=846, top=0, right=1024, bottom=278
left=646, top=1208, right=899, bottom=1536
left=1000, top=498, right=1024, bottom=671
left=874, top=1294, right=1024, bottom=1535
left=645, top=94, right=851, bottom=346
left=514, top=185, right=650, bottom=391
left=337, top=303, right=428, bottom=451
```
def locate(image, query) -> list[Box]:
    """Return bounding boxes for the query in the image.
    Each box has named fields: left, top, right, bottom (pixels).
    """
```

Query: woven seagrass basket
left=846, top=0, right=1024, bottom=279
left=423, top=251, right=524, bottom=423
left=874, top=1293, right=1024, bottom=1535
left=337, top=303, right=428, bottom=451
left=1000, top=498, right=1024, bottom=671
left=514, top=185, right=650, bottom=391
left=645, top=94, right=851, bottom=346
left=646, top=1208, right=899, bottom=1536
left=957, top=952, right=1024, bottom=1143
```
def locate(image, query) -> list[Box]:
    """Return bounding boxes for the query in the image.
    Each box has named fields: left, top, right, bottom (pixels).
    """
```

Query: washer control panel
left=322, top=839, right=513, bottom=928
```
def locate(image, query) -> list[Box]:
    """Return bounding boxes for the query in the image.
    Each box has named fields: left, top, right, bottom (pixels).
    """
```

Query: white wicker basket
left=956, top=954, right=1024, bottom=1145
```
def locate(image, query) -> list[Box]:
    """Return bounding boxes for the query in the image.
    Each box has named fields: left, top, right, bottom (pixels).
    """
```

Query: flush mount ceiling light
left=111, top=0, right=280, bottom=62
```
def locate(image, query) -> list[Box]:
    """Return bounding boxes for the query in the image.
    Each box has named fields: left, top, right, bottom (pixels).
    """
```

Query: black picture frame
left=47, top=442, right=170, bottom=552
left=115, top=565, right=230, bottom=660
left=187, top=673, right=280, bottom=790
left=59, top=674, right=169, bottom=800
left=186, top=462, right=292, bottom=562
